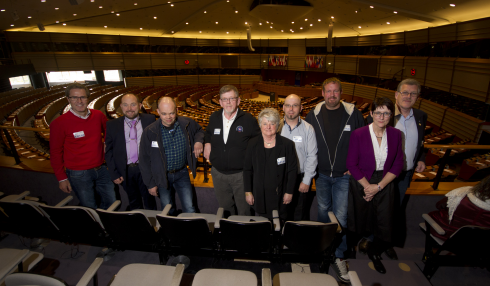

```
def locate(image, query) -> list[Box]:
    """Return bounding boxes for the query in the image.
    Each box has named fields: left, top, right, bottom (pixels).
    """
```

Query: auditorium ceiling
left=1, top=0, right=489, bottom=39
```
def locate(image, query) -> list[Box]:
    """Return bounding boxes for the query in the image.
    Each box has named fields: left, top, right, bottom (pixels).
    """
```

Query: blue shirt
left=160, top=121, right=187, bottom=171
left=395, top=108, right=418, bottom=171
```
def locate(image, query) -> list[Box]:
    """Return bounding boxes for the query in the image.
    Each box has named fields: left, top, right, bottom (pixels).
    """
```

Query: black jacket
left=105, top=113, right=155, bottom=181
left=305, top=101, right=365, bottom=177
left=139, top=116, right=205, bottom=189
left=205, top=108, right=260, bottom=174
left=243, top=135, right=297, bottom=218
left=367, top=107, right=428, bottom=167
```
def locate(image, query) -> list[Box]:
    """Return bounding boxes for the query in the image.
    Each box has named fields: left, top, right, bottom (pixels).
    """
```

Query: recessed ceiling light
left=291, top=21, right=294, bottom=24
left=199, top=31, right=202, bottom=33
left=171, top=31, right=174, bottom=33
left=116, top=14, right=120, bottom=16
left=310, top=23, right=313, bottom=26
left=215, top=21, right=218, bottom=24
left=318, top=19, right=321, bottom=22
left=358, top=26, right=361, bottom=28
left=235, top=11, right=238, bottom=13
left=104, top=26, right=107, bottom=28
left=140, top=28, right=143, bottom=30
left=386, top=22, right=390, bottom=24
left=91, top=0, right=95, bottom=2
left=73, top=14, right=77, bottom=16
left=266, top=21, right=269, bottom=23
left=370, top=6, right=374, bottom=8
left=226, top=32, right=229, bottom=34
left=300, top=27, right=303, bottom=29
left=55, top=8, right=59, bottom=10
left=171, top=4, right=174, bottom=6
left=281, top=30, right=283, bottom=32
left=270, top=26, right=272, bottom=28
left=63, top=23, right=66, bottom=26
left=305, top=18, right=308, bottom=21
left=331, top=16, right=334, bottom=19
left=111, top=11, right=114, bottom=13
left=99, top=6, right=103, bottom=8
left=186, top=22, right=188, bottom=24
left=259, top=23, right=262, bottom=25
left=154, top=16, right=157, bottom=19
left=204, top=11, right=207, bottom=13
left=168, top=1, right=171, bottom=3
left=28, top=16, right=32, bottom=18
left=271, top=22, right=273, bottom=24
left=227, top=0, right=229, bottom=2
left=56, top=21, right=59, bottom=23
left=41, top=0, right=45, bottom=2
left=291, top=31, right=294, bottom=33
left=10, top=24, right=14, bottom=26
left=393, top=11, right=398, bottom=14
left=0, top=9, right=5, bottom=12
left=450, top=4, right=456, bottom=7
left=245, top=22, right=247, bottom=24
left=134, top=3, right=137, bottom=5
left=355, top=10, right=358, bottom=13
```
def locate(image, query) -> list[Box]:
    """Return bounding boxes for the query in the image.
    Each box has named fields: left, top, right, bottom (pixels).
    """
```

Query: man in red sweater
left=50, top=83, right=115, bottom=209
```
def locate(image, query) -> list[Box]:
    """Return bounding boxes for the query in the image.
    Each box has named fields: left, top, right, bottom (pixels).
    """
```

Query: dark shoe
left=384, top=247, right=398, bottom=260
left=368, top=253, right=386, bottom=274
left=358, top=237, right=371, bottom=254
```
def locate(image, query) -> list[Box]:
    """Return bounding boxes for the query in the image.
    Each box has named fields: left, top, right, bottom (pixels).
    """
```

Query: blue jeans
left=316, top=173, right=350, bottom=258
left=66, top=166, right=116, bottom=210
left=158, top=168, right=195, bottom=215
left=396, top=169, right=414, bottom=205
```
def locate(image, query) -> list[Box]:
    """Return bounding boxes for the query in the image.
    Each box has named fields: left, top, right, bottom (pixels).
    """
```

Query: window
left=46, top=71, right=96, bottom=83
left=104, top=70, right=123, bottom=82
left=9, top=75, right=31, bottom=88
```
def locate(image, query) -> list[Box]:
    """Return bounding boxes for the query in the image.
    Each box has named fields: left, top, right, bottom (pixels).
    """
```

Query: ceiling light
left=245, top=22, right=247, bottom=24
left=358, top=26, right=361, bottom=28
left=226, top=32, right=229, bottom=34
left=271, top=22, right=273, bottom=24
left=387, top=22, right=390, bottom=24
left=55, top=8, right=59, bottom=10
left=291, top=21, right=294, bottom=24
left=186, top=22, right=188, bottom=24
left=104, top=26, right=107, bottom=28
left=171, top=4, right=174, bottom=6
left=227, top=0, right=229, bottom=2
left=134, top=3, right=137, bottom=5
left=235, top=11, right=238, bottom=13
left=91, top=0, right=95, bottom=2
left=281, top=30, right=283, bottom=32
left=116, top=14, right=120, bottom=16
left=310, top=24, right=313, bottom=26
left=99, top=6, right=103, bottom=8
left=331, top=16, right=334, bottom=19
left=111, top=11, right=115, bottom=13
left=41, top=0, right=45, bottom=2
left=291, top=31, right=294, bottom=33
left=168, top=1, right=171, bottom=3
left=328, top=63, right=331, bottom=65
left=63, top=23, right=66, bottom=26
left=300, top=27, right=303, bottom=29
left=393, top=11, right=397, bottom=14
left=270, top=26, right=272, bottom=28
left=199, top=31, right=202, bottom=33
left=266, top=21, right=269, bottom=23
left=305, top=18, right=308, bottom=21
left=204, top=11, right=207, bottom=13
left=73, top=14, right=77, bottom=16
left=140, top=28, right=143, bottom=30
left=318, top=19, right=321, bottom=22
left=28, top=16, right=32, bottom=18
left=355, top=10, right=358, bottom=13
left=215, top=21, right=218, bottom=24
left=0, top=9, right=5, bottom=12
left=56, top=21, right=59, bottom=23
left=370, top=6, right=374, bottom=8
left=259, top=23, right=262, bottom=25
left=450, top=4, right=456, bottom=7
left=171, top=31, right=174, bottom=33
left=10, top=24, right=14, bottom=26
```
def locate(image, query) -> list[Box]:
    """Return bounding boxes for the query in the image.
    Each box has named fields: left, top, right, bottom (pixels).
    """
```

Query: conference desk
left=256, top=82, right=322, bottom=98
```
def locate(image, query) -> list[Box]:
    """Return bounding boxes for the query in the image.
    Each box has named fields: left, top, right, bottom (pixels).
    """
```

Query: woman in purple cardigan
left=346, top=97, right=404, bottom=274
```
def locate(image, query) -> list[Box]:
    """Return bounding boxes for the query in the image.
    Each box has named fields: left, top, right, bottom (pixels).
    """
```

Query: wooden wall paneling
left=50, top=33, right=88, bottom=43
left=55, top=53, right=94, bottom=71
left=5, top=31, right=51, bottom=42
left=288, top=55, right=306, bottom=71
left=120, top=36, right=150, bottom=45
left=451, top=58, right=490, bottom=102
left=177, top=75, right=199, bottom=85
left=12, top=53, right=58, bottom=72
left=198, top=75, right=220, bottom=85
left=378, top=56, right=404, bottom=79
left=441, top=108, right=482, bottom=141
left=425, top=58, right=456, bottom=92
left=197, top=39, right=219, bottom=46
left=334, top=56, right=357, bottom=75
left=122, top=53, right=152, bottom=70
left=240, top=54, right=261, bottom=69
left=150, top=53, right=176, bottom=69
left=325, top=54, right=335, bottom=73
left=419, top=99, right=447, bottom=127
left=219, top=75, right=241, bottom=85
left=288, top=39, right=306, bottom=71
left=358, top=35, right=381, bottom=46
left=405, top=29, right=428, bottom=44
left=333, top=36, right=357, bottom=47
left=357, top=56, right=380, bottom=77
left=126, top=77, right=153, bottom=87
left=342, top=82, right=355, bottom=96
left=402, top=56, right=428, bottom=82
left=219, top=39, right=239, bottom=47
left=269, top=39, right=288, bottom=47
left=174, top=38, right=197, bottom=46
left=353, top=84, right=377, bottom=101
left=457, top=18, right=490, bottom=40
left=306, top=38, right=326, bottom=47
left=149, top=37, right=175, bottom=45
left=87, top=34, right=121, bottom=44
left=429, top=24, right=457, bottom=43
left=376, top=88, right=396, bottom=104
left=381, top=32, right=405, bottom=46
left=153, top=76, right=177, bottom=86
left=174, top=54, right=198, bottom=69
left=240, top=75, right=261, bottom=85
left=197, top=54, right=220, bottom=69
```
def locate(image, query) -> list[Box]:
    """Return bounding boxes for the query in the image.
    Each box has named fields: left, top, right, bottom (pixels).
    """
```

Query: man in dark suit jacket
left=105, top=93, right=156, bottom=210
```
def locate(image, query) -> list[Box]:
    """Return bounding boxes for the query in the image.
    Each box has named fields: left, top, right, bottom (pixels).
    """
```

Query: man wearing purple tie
left=105, top=93, right=157, bottom=210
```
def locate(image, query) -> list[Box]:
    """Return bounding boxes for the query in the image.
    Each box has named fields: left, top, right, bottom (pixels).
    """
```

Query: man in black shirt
left=305, top=78, right=365, bottom=283
left=204, top=85, right=260, bottom=216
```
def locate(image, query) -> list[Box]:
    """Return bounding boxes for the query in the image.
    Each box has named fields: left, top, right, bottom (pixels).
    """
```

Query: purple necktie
left=129, top=120, right=138, bottom=164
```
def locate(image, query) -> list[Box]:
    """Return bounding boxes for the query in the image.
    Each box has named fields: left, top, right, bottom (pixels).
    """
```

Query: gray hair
left=258, top=108, right=280, bottom=128
left=397, top=78, right=421, bottom=94
left=219, top=85, right=239, bottom=98
left=65, top=83, right=90, bottom=98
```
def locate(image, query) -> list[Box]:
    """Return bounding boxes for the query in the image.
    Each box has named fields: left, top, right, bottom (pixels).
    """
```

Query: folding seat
left=267, top=268, right=362, bottom=286
left=419, top=214, right=490, bottom=280
left=0, top=248, right=44, bottom=284
left=192, top=268, right=259, bottom=286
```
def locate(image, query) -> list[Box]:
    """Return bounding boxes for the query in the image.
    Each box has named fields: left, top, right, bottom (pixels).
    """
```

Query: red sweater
left=50, top=110, right=107, bottom=181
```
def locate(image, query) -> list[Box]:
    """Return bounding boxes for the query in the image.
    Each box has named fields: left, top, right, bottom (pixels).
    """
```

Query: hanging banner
left=268, top=55, right=288, bottom=66
left=305, top=56, right=324, bottom=68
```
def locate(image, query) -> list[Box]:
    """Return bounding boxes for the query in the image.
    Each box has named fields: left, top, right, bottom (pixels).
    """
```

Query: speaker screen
left=221, top=55, right=238, bottom=68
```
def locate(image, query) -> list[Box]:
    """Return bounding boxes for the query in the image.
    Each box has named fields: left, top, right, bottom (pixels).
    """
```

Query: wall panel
left=334, top=36, right=357, bottom=47
left=123, top=53, right=152, bottom=70
left=402, top=57, right=428, bottom=83
left=457, top=18, right=490, bottom=40
left=55, top=53, right=93, bottom=71
left=419, top=99, right=447, bottom=127
left=175, top=38, right=197, bottom=46
left=197, top=54, right=220, bottom=69
left=88, top=34, right=121, bottom=44
left=325, top=55, right=335, bottom=73
left=175, top=54, right=198, bottom=69
left=12, top=53, right=58, bottom=72
left=6, top=32, right=51, bottom=42
left=451, top=58, right=490, bottom=102
left=306, top=38, right=326, bottom=47
left=120, top=36, right=150, bottom=45
left=442, top=109, right=482, bottom=141
left=425, top=58, right=456, bottom=92
left=126, top=77, right=153, bottom=87
left=358, top=35, right=381, bottom=46
left=198, top=75, right=220, bottom=85
left=269, top=39, right=288, bottom=47
left=353, top=85, right=377, bottom=101
left=177, top=75, right=199, bottom=85
left=342, top=82, right=355, bottom=96
left=151, top=54, right=177, bottom=69
left=219, top=39, right=239, bottom=47
left=334, top=56, right=357, bottom=75
left=153, top=76, right=177, bottom=86
left=381, top=32, right=404, bottom=45
left=197, top=39, right=219, bottom=46
left=429, top=24, right=457, bottom=43
left=149, top=37, right=175, bottom=45
left=50, top=33, right=88, bottom=43
left=405, top=29, right=428, bottom=44
left=240, top=54, right=261, bottom=69
left=376, top=88, right=396, bottom=104
left=378, top=56, right=404, bottom=80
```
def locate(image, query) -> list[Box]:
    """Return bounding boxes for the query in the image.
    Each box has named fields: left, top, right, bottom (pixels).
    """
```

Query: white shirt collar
left=70, top=108, right=91, bottom=119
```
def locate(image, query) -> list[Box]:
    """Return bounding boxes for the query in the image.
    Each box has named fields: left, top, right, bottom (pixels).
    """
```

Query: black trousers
left=288, top=173, right=313, bottom=221
left=122, top=164, right=156, bottom=210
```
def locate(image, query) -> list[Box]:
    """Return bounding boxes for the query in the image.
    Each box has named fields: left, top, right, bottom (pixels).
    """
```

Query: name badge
left=277, top=157, right=286, bottom=165
left=73, top=131, right=85, bottom=138
left=385, top=147, right=388, bottom=153
left=344, top=125, right=351, bottom=131
left=151, top=141, right=158, bottom=148
left=214, top=128, right=221, bottom=135
left=292, top=136, right=302, bottom=143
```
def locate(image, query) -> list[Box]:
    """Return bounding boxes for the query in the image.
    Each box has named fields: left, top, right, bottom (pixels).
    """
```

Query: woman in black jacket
left=243, top=108, right=297, bottom=220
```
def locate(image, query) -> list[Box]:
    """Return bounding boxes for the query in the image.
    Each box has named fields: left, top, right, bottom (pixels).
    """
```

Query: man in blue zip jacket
left=139, top=97, right=204, bottom=215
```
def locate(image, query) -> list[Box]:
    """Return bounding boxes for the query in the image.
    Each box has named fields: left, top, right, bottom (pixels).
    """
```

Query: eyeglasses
left=284, top=104, right=300, bottom=109
left=68, top=96, right=89, bottom=101
left=220, top=97, right=238, bottom=103
left=399, top=91, right=419, bottom=97
left=373, top=111, right=392, bottom=118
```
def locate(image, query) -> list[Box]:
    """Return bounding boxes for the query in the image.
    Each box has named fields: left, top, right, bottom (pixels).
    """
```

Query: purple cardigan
left=346, top=125, right=404, bottom=181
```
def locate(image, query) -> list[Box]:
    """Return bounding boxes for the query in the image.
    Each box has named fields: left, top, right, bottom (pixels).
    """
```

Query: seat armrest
left=214, top=207, right=224, bottom=229
left=422, top=214, right=445, bottom=235
left=348, top=271, right=362, bottom=286
left=261, top=268, right=272, bottom=286
left=75, top=257, right=104, bottom=286
left=161, top=204, right=172, bottom=216
left=170, top=264, right=185, bottom=286
left=327, top=211, right=342, bottom=233
left=55, top=196, right=73, bottom=207
left=106, top=200, right=121, bottom=212
left=16, top=191, right=30, bottom=200
left=0, top=191, right=31, bottom=202
left=272, top=210, right=280, bottom=232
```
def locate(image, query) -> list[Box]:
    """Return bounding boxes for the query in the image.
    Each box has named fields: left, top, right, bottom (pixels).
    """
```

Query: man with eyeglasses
left=105, top=93, right=157, bottom=210
left=305, top=77, right=365, bottom=283
left=204, top=85, right=260, bottom=216
left=363, top=78, right=428, bottom=260
left=278, top=94, right=317, bottom=220
left=50, top=83, right=116, bottom=209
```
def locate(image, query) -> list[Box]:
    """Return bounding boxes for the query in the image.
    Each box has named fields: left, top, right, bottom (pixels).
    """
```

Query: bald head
left=157, top=96, right=177, bottom=127
left=120, top=93, right=141, bottom=119
left=283, top=94, right=302, bottom=122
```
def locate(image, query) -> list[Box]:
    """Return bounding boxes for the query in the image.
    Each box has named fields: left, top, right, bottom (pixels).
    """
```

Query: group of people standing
left=50, top=78, right=428, bottom=282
